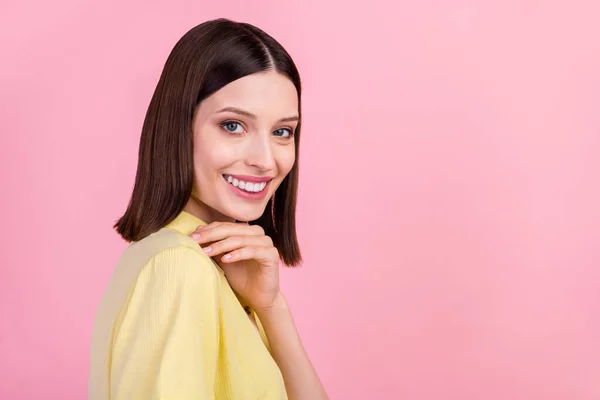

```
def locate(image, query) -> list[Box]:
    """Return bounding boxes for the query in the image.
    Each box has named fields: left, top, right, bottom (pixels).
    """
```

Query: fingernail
left=223, top=254, right=232, bottom=260
left=191, top=233, right=201, bottom=240
left=202, top=246, right=212, bottom=254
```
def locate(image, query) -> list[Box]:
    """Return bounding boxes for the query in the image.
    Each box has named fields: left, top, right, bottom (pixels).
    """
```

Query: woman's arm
left=110, top=247, right=219, bottom=399
left=256, top=293, right=329, bottom=400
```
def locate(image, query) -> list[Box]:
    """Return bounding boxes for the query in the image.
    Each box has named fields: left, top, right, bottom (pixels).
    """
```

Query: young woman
left=88, top=18, right=328, bottom=400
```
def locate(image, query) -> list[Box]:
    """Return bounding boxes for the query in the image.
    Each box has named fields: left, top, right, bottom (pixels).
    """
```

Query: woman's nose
left=244, top=134, right=276, bottom=171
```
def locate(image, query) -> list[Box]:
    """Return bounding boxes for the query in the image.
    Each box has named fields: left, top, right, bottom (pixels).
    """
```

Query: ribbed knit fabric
left=88, top=211, right=287, bottom=399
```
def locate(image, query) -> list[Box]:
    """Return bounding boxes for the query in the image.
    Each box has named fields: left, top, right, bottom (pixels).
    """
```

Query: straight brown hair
left=114, top=18, right=303, bottom=266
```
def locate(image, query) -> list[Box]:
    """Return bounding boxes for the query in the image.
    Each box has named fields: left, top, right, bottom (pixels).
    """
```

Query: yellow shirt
left=88, top=211, right=287, bottom=399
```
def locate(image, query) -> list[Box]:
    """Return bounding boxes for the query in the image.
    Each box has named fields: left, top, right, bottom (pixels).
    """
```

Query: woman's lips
left=223, top=174, right=271, bottom=200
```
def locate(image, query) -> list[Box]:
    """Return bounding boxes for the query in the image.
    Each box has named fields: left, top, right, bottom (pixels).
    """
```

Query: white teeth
left=224, top=175, right=268, bottom=193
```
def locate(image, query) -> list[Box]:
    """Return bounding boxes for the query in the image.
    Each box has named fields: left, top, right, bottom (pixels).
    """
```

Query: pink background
left=1, top=0, right=599, bottom=399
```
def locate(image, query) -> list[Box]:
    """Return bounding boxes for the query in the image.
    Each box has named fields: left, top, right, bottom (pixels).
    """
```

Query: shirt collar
left=165, top=210, right=207, bottom=235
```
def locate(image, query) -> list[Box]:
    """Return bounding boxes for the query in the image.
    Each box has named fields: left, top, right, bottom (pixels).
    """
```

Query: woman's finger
left=220, top=245, right=280, bottom=264
left=202, top=235, right=272, bottom=257
left=190, top=222, right=264, bottom=243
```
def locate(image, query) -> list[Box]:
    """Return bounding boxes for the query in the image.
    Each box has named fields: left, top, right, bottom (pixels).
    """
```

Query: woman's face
left=186, top=71, right=299, bottom=223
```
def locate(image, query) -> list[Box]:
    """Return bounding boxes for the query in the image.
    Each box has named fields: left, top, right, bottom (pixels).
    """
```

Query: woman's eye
left=273, top=128, right=293, bottom=138
left=221, top=121, right=244, bottom=134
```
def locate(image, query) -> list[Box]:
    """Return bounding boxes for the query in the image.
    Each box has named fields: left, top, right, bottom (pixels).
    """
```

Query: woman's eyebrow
left=216, top=106, right=299, bottom=123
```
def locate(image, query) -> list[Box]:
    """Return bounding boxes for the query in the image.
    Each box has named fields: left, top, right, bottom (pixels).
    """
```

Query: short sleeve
left=109, top=246, right=219, bottom=399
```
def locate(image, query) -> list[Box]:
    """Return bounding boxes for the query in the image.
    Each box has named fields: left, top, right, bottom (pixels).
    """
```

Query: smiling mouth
left=222, top=174, right=269, bottom=193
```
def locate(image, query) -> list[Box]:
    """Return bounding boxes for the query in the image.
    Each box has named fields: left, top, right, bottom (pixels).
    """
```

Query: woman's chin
left=226, top=206, right=267, bottom=224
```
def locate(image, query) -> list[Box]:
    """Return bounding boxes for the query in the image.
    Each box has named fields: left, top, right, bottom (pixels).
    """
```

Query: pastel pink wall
left=1, top=0, right=599, bottom=398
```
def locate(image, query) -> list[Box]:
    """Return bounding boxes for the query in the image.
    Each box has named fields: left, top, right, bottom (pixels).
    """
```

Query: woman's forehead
left=200, top=72, right=299, bottom=117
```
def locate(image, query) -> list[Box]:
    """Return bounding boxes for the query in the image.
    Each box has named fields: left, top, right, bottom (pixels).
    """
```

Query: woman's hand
left=189, top=221, right=281, bottom=312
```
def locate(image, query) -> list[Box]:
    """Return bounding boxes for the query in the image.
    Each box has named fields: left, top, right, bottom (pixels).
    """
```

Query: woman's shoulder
left=118, top=227, right=204, bottom=267
left=89, top=228, right=220, bottom=383
left=107, top=228, right=218, bottom=295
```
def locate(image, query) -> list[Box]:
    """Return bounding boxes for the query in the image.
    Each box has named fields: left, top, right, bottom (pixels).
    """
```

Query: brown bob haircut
left=114, top=18, right=302, bottom=266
